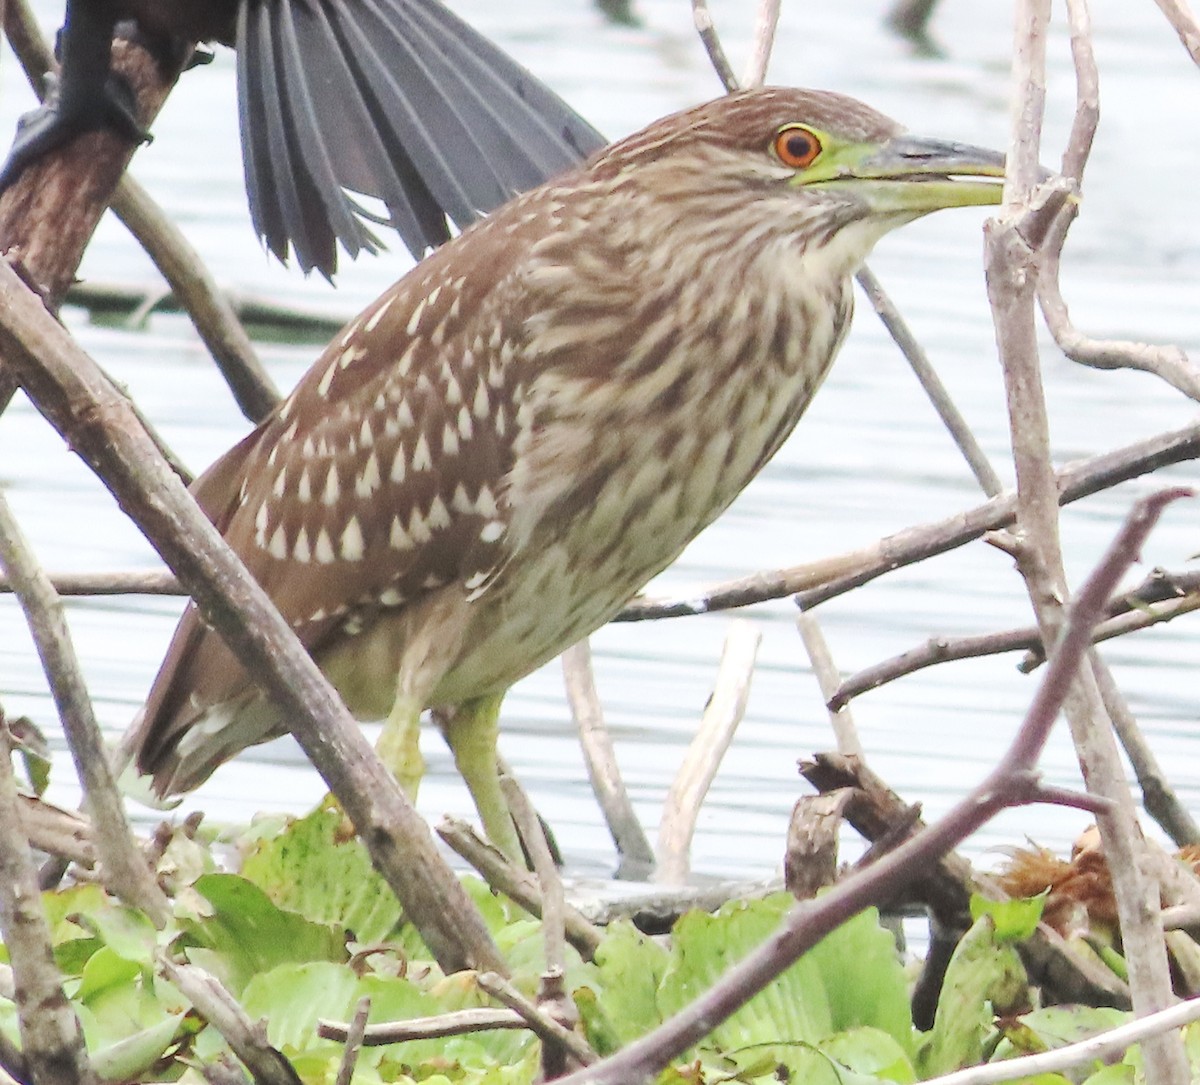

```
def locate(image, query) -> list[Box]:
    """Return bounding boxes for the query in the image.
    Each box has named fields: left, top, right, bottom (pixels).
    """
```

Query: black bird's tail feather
left=237, top=0, right=605, bottom=276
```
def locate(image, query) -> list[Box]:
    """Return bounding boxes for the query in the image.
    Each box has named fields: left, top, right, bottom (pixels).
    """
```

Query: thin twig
left=655, top=620, right=760, bottom=884
left=855, top=266, right=1004, bottom=497
left=113, top=177, right=280, bottom=422
left=690, top=0, right=738, bottom=92
left=741, top=0, right=781, bottom=88
left=319, top=1007, right=526, bottom=1045
left=159, top=957, right=301, bottom=1085
left=792, top=419, right=1200, bottom=610
left=923, top=995, right=1200, bottom=1084
left=333, top=996, right=369, bottom=1085
left=500, top=775, right=566, bottom=974
left=827, top=586, right=1200, bottom=709
left=563, top=642, right=655, bottom=879
left=1151, top=0, right=1200, bottom=65
left=795, top=612, right=861, bottom=755
left=477, top=972, right=596, bottom=1067
left=0, top=490, right=169, bottom=924
left=436, top=817, right=604, bottom=960
left=0, top=716, right=95, bottom=1085
left=1036, top=0, right=1200, bottom=400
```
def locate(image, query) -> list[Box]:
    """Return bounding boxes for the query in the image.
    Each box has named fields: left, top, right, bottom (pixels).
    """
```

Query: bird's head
left=589, top=87, right=1007, bottom=271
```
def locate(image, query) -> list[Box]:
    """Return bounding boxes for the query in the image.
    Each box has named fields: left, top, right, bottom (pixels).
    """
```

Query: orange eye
left=773, top=124, right=822, bottom=169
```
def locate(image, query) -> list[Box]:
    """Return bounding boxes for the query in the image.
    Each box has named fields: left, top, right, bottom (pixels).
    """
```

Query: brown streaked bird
left=127, top=88, right=1006, bottom=858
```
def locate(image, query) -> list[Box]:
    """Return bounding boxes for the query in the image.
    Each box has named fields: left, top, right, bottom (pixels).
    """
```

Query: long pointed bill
left=801, top=134, right=1008, bottom=214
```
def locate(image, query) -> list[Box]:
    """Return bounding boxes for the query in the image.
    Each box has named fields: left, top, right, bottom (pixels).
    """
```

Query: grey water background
left=0, top=0, right=1197, bottom=881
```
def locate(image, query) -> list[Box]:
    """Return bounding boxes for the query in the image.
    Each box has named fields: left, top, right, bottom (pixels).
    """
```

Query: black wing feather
left=236, top=0, right=606, bottom=275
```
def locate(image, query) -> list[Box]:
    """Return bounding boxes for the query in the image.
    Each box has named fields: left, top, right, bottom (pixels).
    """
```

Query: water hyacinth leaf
left=1083, top=1069, right=1135, bottom=1085
left=239, top=801, right=403, bottom=944
left=586, top=920, right=670, bottom=1046
left=90, top=1011, right=188, bottom=1082
left=820, top=1026, right=916, bottom=1083
left=241, top=960, right=359, bottom=1050
left=917, top=915, right=1030, bottom=1078
left=658, top=895, right=833, bottom=1051
left=805, top=908, right=912, bottom=1052
left=240, top=962, right=535, bottom=1077
left=77, top=945, right=141, bottom=1003
left=185, top=873, right=348, bottom=993
left=71, top=901, right=159, bottom=967
left=970, top=891, right=1046, bottom=942
left=993, top=1004, right=1127, bottom=1061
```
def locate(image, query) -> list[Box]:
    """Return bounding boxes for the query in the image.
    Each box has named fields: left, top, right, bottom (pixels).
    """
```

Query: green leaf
left=71, top=901, right=159, bottom=968
left=970, top=891, right=1046, bottom=942
left=9, top=715, right=51, bottom=795
left=820, top=1026, right=916, bottom=1083
left=586, top=920, right=670, bottom=1046
left=77, top=946, right=141, bottom=1003
left=806, top=908, right=913, bottom=1053
left=1083, top=1068, right=1136, bottom=1085
left=917, top=915, right=1030, bottom=1077
left=91, top=1012, right=187, bottom=1082
left=238, top=802, right=404, bottom=945
left=184, top=873, right=348, bottom=993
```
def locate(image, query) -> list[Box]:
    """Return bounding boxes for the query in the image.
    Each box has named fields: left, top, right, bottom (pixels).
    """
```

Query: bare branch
left=477, top=972, right=596, bottom=1067
left=856, top=267, right=1004, bottom=496
left=319, top=1007, right=526, bottom=1045
left=795, top=612, right=862, bottom=755
left=0, top=490, right=169, bottom=923
left=1151, top=0, right=1200, bottom=65
left=690, top=0, right=738, bottom=92
left=436, top=817, right=604, bottom=961
left=656, top=620, right=759, bottom=884
left=563, top=641, right=655, bottom=879
left=741, top=0, right=781, bottom=88
left=922, top=995, right=1200, bottom=1084
left=0, top=717, right=95, bottom=1085
left=159, top=957, right=301, bottom=1085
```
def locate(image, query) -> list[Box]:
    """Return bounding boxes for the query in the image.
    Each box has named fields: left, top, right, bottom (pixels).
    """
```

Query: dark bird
left=1, top=0, right=605, bottom=275
left=125, top=88, right=1006, bottom=857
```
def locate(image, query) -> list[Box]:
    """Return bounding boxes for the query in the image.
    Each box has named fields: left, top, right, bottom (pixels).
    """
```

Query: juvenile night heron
left=128, top=88, right=1005, bottom=857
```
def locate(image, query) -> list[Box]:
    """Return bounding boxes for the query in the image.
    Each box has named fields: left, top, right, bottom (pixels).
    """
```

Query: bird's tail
left=235, top=0, right=606, bottom=276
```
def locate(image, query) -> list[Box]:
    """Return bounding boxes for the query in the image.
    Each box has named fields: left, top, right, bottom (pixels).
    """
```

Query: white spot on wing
left=268, top=525, right=288, bottom=560
left=322, top=465, right=341, bottom=506
left=427, top=495, right=451, bottom=530
left=340, top=516, right=365, bottom=561
left=294, top=527, right=312, bottom=563
left=389, top=514, right=414, bottom=551
left=412, top=434, right=433, bottom=472
left=357, top=452, right=381, bottom=497
left=317, top=359, right=338, bottom=398
left=480, top=520, right=504, bottom=543
left=364, top=296, right=394, bottom=333
left=389, top=447, right=406, bottom=484
left=315, top=528, right=336, bottom=564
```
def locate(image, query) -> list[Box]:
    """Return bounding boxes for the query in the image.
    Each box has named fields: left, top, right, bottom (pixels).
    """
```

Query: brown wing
left=132, top=199, right=546, bottom=787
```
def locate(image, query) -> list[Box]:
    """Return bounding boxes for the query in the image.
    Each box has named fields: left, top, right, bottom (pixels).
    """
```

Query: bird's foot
left=0, top=69, right=149, bottom=189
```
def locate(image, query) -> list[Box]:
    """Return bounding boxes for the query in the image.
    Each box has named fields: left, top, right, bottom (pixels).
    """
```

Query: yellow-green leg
left=376, top=692, right=425, bottom=800
left=442, top=693, right=521, bottom=861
